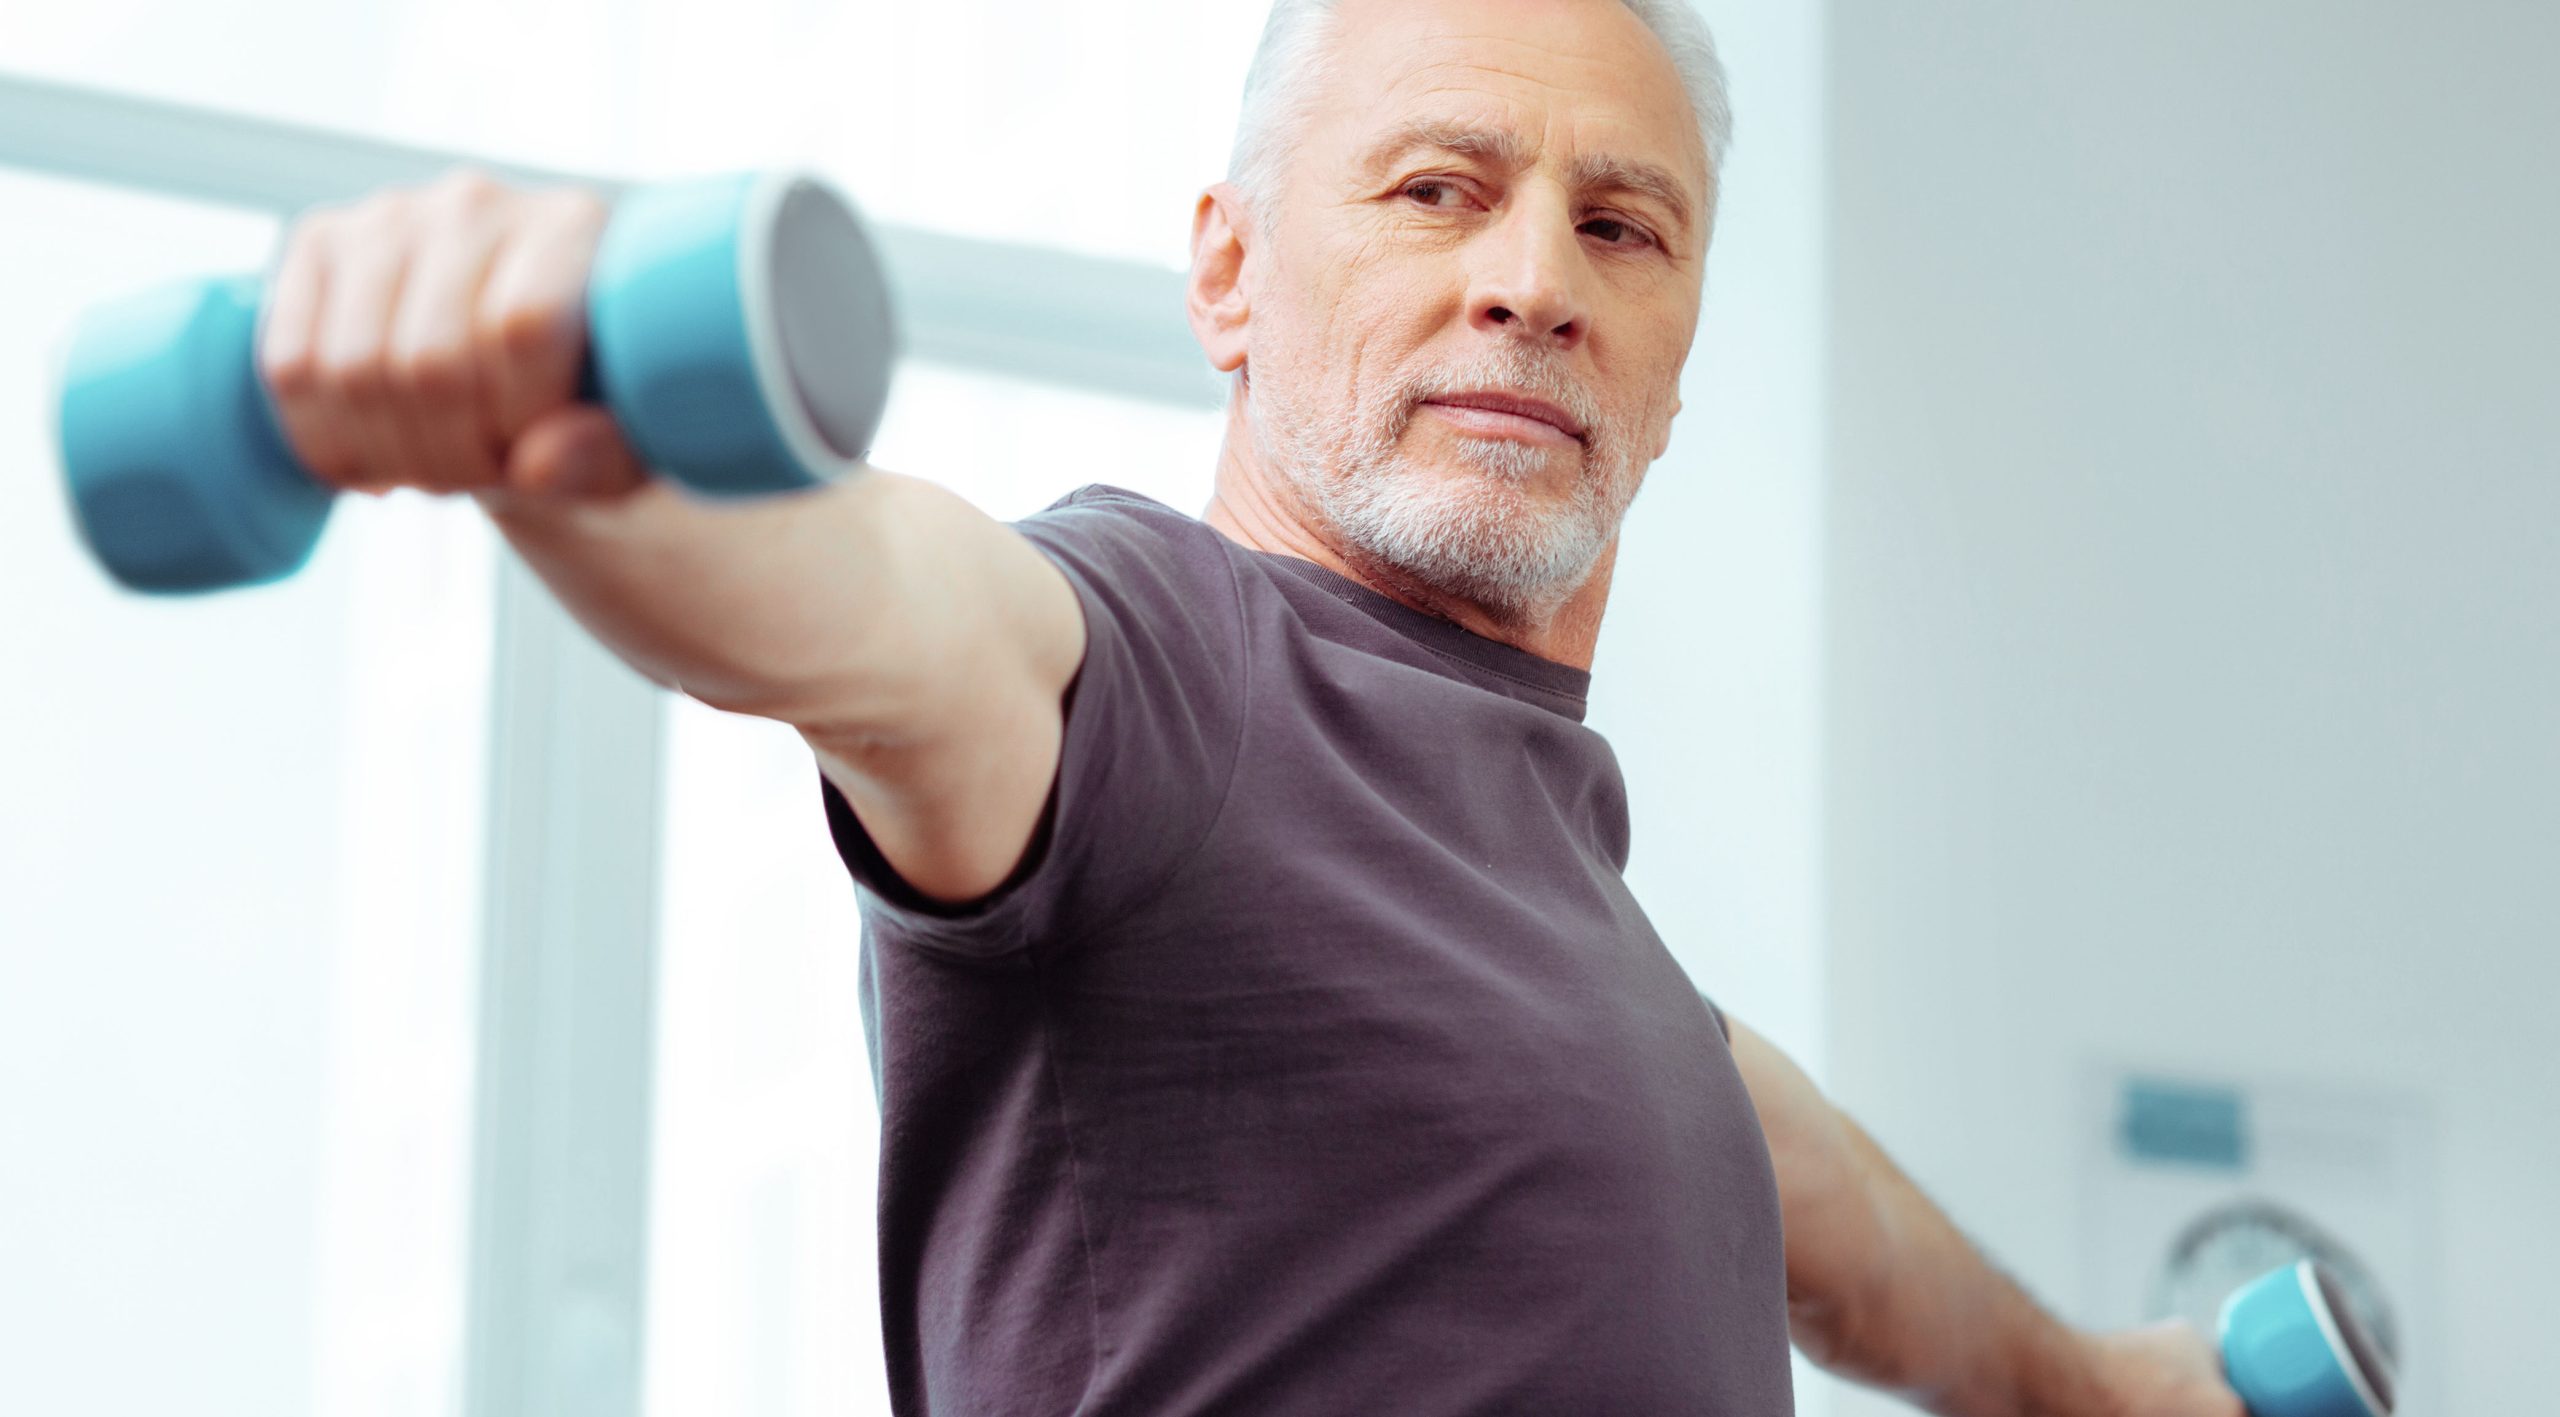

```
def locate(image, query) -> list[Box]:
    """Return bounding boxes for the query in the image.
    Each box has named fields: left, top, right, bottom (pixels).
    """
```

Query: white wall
left=1823, top=3, right=2558, bottom=1412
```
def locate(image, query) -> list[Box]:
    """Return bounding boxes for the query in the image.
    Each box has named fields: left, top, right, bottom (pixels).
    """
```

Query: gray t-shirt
left=819, top=484, right=1793, bottom=1415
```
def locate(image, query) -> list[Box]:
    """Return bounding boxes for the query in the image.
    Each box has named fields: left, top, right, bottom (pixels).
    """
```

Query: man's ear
left=1188, top=182, right=1252, bottom=375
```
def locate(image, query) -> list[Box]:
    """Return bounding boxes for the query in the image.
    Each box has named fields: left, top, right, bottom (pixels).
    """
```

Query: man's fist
left=255, top=166, right=647, bottom=501
left=2085, top=1319, right=2249, bottom=1417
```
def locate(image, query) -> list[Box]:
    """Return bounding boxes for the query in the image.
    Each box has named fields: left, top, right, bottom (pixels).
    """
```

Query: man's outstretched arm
left=1720, top=1013, right=2243, bottom=1417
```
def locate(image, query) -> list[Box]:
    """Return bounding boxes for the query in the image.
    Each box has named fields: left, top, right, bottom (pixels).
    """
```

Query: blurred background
left=0, top=2, right=2548, bottom=1414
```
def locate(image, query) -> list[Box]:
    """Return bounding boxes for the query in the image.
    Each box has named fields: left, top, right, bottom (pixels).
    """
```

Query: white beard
left=1245, top=343, right=1646, bottom=620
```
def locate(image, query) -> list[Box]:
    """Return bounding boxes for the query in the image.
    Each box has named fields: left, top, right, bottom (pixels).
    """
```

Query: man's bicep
left=1722, top=1012, right=1893, bottom=1364
left=809, top=675, right=1065, bottom=906
left=1723, top=1014, right=1837, bottom=1165
left=805, top=523, right=1086, bottom=907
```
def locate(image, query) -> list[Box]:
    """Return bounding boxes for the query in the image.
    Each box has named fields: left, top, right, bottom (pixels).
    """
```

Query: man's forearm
left=475, top=467, right=1050, bottom=734
left=1826, top=1113, right=2116, bottom=1417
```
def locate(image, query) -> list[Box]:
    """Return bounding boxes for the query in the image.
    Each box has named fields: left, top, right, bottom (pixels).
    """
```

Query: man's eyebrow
left=1359, top=117, right=1538, bottom=171
left=1567, top=152, right=1699, bottom=240
left=1356, top=117, right=1700, bottom=239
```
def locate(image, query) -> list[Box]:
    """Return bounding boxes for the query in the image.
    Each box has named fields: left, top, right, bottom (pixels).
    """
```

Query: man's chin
left=1365, top=450, right=1592, bottom=542
left=1410, top=415, right=1582, bottom=473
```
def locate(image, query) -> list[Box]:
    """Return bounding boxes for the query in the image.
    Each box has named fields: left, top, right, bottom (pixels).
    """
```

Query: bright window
left=0, top=168, right=494, bottom=1415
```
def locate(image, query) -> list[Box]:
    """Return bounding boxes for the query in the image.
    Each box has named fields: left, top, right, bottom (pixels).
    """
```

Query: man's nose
left=1465, top=195, right=1591, bottom=351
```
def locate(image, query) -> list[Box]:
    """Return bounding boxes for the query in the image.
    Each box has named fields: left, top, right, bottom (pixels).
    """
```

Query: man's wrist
left=2010, top=1324, right=2120, bottom=1417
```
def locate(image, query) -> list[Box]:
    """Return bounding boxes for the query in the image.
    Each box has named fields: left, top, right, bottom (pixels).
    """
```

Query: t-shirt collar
left=1252, top=550, right=1594, bottom=717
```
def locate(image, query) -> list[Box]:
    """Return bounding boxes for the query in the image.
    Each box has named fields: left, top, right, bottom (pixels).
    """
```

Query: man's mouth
left=1418, top=391, right=1587, bottom=446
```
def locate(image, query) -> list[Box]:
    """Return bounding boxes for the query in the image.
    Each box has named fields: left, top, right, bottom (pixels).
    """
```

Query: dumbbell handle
left=69, top=266, right=606, bottom=496
left=229, top=272, right=614, bottom=476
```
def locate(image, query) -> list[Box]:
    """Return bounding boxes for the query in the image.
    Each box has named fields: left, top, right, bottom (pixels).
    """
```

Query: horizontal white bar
left=0, top=70, right=1222, bottom=408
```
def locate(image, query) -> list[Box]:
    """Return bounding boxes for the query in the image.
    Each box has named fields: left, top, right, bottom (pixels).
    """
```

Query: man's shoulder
left=1015, top=483, right=1237, bottom=583
left=1020, top=482, right=1212, bottom=540
left=1011, top=483, right=1250, bottom=639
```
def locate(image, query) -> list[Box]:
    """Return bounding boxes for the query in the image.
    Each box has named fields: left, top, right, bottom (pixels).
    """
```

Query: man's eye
left=1583, top=217, right=1655, bottom=250
left=1402, top=180, right=1466, bottom=207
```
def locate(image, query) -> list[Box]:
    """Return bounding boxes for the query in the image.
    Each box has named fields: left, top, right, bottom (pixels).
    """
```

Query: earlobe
left=1187, top=183, right=1252, bottom=375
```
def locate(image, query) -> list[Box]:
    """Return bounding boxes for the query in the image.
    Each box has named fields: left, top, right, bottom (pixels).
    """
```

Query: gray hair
left=1224, top=0, right=1734, bottom=230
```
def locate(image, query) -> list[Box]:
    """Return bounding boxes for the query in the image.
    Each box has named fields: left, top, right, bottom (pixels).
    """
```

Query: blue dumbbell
left=2220, top=1259, right=2397, bottom=1416
left=53, top=168, right=898, bottom=594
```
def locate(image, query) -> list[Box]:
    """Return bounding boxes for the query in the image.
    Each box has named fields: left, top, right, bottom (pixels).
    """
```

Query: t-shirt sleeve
left=817, top=487, right=1249, bottom=956
left=1696, top=989, right=1731, bottom=1045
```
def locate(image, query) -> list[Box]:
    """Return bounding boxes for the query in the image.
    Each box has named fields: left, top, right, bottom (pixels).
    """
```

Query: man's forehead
left=1313, top=1, right=1708, bottom=224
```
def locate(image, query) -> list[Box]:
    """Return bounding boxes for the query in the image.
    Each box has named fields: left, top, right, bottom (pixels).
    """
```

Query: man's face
left=1241, top=0, right=1711, bottom=617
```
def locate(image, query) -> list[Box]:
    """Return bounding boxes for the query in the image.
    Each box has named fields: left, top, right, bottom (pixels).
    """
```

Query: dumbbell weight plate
left=588, top=168, right=897, bottom=497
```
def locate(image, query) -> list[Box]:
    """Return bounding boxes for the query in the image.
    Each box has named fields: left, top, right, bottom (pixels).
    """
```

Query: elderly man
left=253, top=0, right=2253, bottom=1411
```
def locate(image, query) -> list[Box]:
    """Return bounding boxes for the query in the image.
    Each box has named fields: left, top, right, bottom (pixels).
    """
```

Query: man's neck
left=1198, top=443, right=1615, bottom=673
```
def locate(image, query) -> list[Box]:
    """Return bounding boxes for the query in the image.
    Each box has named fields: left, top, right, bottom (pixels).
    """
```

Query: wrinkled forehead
left=1307, top=0, right=1709, bottom=211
